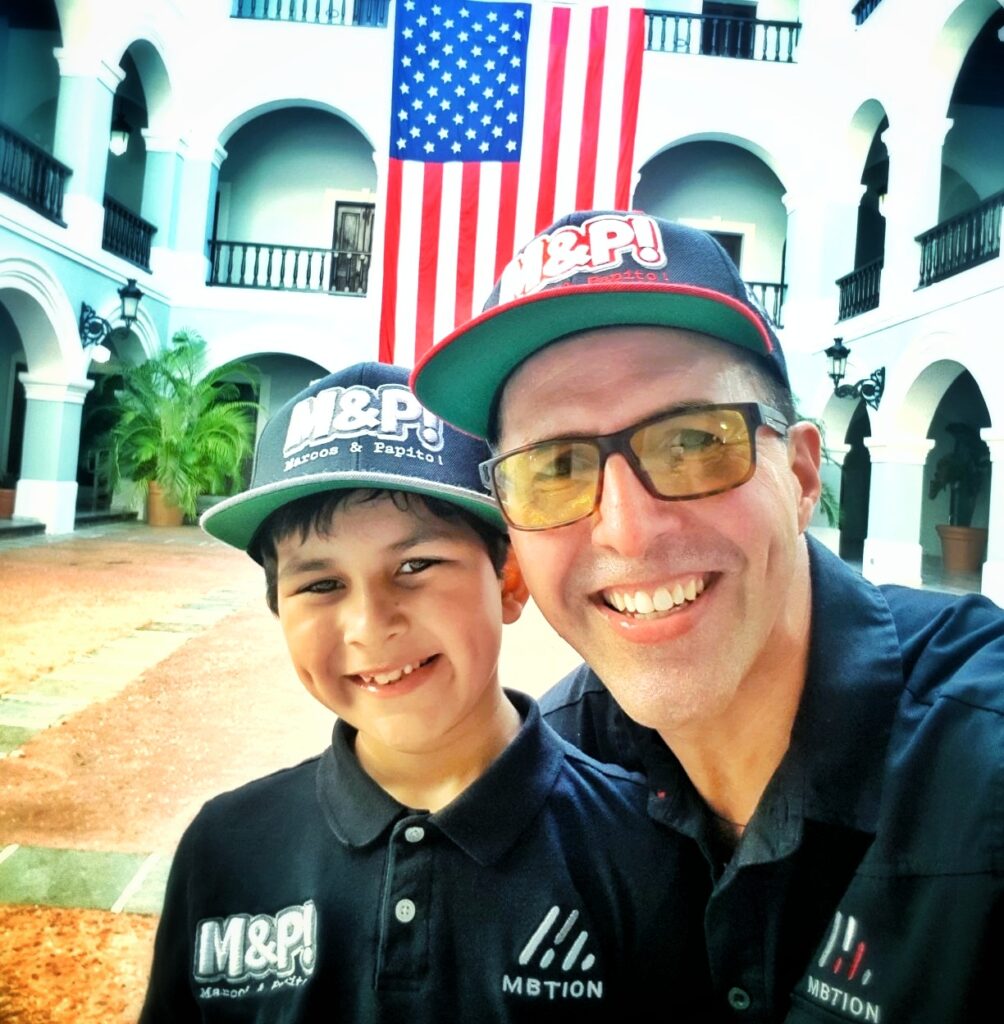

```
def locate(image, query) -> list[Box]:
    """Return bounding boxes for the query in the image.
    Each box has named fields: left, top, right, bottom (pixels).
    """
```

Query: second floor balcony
left=208, top=238, right=371, bottom=295
left=230, top=0, right=390, bottom=27
left=103, top=196, right=157, bottom=271
left=916, top=190, right=1004, bottom=289
left=836, top=258, right=883, bottom=321
left=644, top=9, right=801, bottom=63
left=0, top=122, right=71, bottom=226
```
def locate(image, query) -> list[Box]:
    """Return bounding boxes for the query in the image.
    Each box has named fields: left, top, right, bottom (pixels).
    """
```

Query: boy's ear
left=500, top=548, right=529, bottom=624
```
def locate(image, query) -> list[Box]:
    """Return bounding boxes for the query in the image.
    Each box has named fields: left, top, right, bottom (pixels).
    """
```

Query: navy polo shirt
left=140, top=692, right=710, bottom=1022
left=540, top=537, right=1003, bottom=1023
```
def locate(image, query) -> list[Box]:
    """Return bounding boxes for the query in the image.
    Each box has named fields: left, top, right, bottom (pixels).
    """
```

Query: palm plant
left=111, top=329, right=259, bottom=519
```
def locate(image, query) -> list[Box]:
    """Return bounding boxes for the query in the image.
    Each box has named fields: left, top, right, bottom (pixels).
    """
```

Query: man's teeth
left=605, top=578, right=705, bottom=616
left=359, top=659, right=426, bottom=686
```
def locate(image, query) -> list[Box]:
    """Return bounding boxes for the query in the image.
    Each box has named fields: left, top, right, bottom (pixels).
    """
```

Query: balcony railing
left=0, top=123, right=71, bottom=225
left=208, top=239, right=372, bottom=294
left=851, top=0, right=885, bottom=26
left=745, top=281, right=786, bottom=328
left=231, top=0, right=389, bottom=26
left=102, top=196, right=157, bottom=270
left=916, top=190, right=1004, bottom=289
left=836, top=258, right=883, bottom=320
left=644, top=10, right=800, bottom=63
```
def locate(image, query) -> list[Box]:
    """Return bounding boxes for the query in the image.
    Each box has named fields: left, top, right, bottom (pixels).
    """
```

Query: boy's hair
left=255, top=488, right=509, bottom=615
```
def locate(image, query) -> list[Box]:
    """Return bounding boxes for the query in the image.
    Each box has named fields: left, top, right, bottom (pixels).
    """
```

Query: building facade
left=1, top=0, right=1002, bottom=602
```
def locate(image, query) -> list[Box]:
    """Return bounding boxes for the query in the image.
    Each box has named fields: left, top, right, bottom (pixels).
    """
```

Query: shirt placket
left=375, top=815, right=434, bottom=989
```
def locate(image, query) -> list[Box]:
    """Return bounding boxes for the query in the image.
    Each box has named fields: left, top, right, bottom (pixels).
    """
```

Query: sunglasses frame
left=480, top=402, right=790, bottom=531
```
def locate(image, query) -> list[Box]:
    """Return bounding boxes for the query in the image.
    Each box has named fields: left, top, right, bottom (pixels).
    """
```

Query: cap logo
left=283, top=383, right=444, bottom=459
left=498, top=213, right=667, bottom=304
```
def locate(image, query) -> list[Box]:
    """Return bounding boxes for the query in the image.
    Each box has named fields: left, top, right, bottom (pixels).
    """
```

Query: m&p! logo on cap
left=497, top=213, right=668, bottom=304
left=283, top=383, right=444, bottom=465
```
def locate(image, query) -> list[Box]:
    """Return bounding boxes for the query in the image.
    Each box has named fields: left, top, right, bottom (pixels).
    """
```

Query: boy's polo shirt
left=540, top=538, right=1003, bottom=1023
left=140, top=692, right=710, bottom=1023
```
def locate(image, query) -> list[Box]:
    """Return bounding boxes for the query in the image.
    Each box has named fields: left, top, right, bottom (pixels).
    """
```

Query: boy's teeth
left=604, top=577, right=706, bottom=617
left=362, top=660, right=424, bottom=686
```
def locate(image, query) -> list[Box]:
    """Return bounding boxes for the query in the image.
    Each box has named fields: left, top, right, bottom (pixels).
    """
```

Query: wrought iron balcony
left=644, top=10, right=800, bottom=63
left=745, top=280, right=787, bottom=328
left=102, top=196, right=157, bottom=270
left=0, top=122, right=71, bottom=225
left=851, top=0, right=886, bottom=26
left=208, top=239, right=371, bottom=294
left=916, top=190, right=1004, bottom=289
left=231, top=0, right=389, bottom=26
left=836, top=258, right=883, bottom=320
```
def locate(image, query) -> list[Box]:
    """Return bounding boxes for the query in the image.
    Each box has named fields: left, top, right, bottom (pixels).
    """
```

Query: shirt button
left=404, top=826, right=425, bottom=843
left=395, top=898, right=416, bottom=923
left=727, top=987, right=751, bottom=1011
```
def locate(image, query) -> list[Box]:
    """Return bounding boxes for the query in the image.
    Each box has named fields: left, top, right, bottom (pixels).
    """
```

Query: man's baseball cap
left=201, top=361, right=504, bottom=559
left=411, top=209, right=789, bottom=440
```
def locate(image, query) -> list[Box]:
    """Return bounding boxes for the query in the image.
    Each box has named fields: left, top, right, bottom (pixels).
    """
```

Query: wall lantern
left=109, top=107, right=130, bottom=156
left=825, top=337, right=885, bottom=411
left=79, top=279, right=143, bottom=363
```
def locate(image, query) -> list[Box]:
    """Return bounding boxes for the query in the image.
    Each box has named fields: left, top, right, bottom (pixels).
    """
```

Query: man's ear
left=500, top=547, right=529, bottom=624
left=788, top=421, right=823, bottom=534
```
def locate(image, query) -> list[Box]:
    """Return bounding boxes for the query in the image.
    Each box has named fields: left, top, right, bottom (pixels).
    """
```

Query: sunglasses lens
left=494, top=441, right=601, bottom=529
left=632, top=408, right=754, bottom=498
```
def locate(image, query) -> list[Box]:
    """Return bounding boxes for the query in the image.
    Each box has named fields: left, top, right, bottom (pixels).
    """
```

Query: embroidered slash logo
left=501, top=905, right=604, bottom=1002
left=805, top=911, right=883, bottom=1022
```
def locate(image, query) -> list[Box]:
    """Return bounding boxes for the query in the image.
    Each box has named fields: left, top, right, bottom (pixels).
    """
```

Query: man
left=412, top=210, right=1002, bottom=1023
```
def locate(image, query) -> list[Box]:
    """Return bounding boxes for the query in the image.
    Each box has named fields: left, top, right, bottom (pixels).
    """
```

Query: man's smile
left=601, top=575, right=709, bottom=618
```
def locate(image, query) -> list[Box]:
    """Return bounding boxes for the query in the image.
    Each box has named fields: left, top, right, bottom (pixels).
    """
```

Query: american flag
left=378, top=0, right=645, bottom=365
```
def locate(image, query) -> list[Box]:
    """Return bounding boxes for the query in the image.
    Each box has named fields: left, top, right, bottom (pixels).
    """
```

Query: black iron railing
left=916, top=190, right=1004, bottom=289
left=102, top=196, right=157, bottom=270
left=836, top=258, right=883, bottom=320
left=208, top=239, right=371, bottom=294
left=231, top=0, right=389, bottom=26
left=745, top=280, right=786, bottom=328
left=644, top=10, right=800, bottom=62
left=851, top=0, right=885, bottom=26
left=0, top=123, right=71, bottom=225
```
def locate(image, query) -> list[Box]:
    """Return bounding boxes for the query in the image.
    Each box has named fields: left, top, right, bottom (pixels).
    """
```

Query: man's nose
left=590, top=453, right=683, bottom=557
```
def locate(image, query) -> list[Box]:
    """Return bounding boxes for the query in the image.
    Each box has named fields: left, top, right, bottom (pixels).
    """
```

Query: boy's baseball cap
left=411, top=209, right=789, bottom=439
left=201, top=361, right=504, bottom=558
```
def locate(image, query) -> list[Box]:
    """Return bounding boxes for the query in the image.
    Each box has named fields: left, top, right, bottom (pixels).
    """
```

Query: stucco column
left=781, top=183, right=864, bottom=340
left=140, top=130, right=184, bottom=271
left=52, top=47, right=124, bottom=247
left=169, top=136, right=228, bottom=287
left=979, top=429, right=1004, bottom=608
left=878, top=117, right=953, bottom=301
left=861, top=435, right=935, bottom=587
left=14, top=375, right=93, bottom=534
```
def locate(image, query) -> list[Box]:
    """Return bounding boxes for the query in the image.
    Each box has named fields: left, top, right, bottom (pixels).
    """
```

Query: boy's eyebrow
left=278, top=556, right=335, bottom=581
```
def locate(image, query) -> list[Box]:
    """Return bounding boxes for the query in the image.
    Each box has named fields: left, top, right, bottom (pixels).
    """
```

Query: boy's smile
left=275, top=493, right=524, bottom=791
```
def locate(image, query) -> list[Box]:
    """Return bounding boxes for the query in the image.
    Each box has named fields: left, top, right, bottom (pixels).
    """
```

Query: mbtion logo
left=805, top=911, right=882, bottom=1022
left=501, top=905, right=603, bottom=1002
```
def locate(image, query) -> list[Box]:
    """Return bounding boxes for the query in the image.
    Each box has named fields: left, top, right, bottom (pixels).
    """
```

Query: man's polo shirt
left=540, top=537, right=1003, bottom=1023
left=140, top=692, right=709, bottom=1023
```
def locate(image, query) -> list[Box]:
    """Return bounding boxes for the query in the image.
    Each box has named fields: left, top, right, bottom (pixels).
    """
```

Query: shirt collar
left=316, top=690, right=565, bottom=864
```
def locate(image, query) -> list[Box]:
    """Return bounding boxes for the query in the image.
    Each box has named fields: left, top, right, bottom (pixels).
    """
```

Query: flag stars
left=396, top=137, right=407, bottom=149
left=487, top=10, right=497, bottom=21
left=467, top=100, right=479, bottom=112
left=416, top=15, right=426, bottom=26
left=416, top=43, right=426, bottom=54
left=425, top=113, right=436, bottom=124
left=410, top=126, right=421, bottom=138
left=399, top=82, right=410, bottom=93
left=424, top=141, right=434, bottom=153
left=428, top=85, right=439, bottom=96
left=455, top=85, right=466, bottom=96
left=412, top=98, right=424, bottom=109
left=443, top=44, right=454, bottom=54
left=465, top=128, right=476, bottom=140
left=453, top=113, right=463, bottom=124
left=480, top=114, right=491, bottom=126
left=402, top=27, right=413, bottom=38
left=438, top=127, right=448, bottom=139
left=506, top=139, right=517, bottom=152
left=451, top=141, right=462, bottom=153
left=398, top=109, right=409, bottom=121
left=459, top=6, right=469, bottom=16
left=492, top=125, right=503, bottom=138
left=506, top=111, right=518, bottom=123
left=479, top=141, right=489, bottom=153
left=430, top=30, right=441, bottom=41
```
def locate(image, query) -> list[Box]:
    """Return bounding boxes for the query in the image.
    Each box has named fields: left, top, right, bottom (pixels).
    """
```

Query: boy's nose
left=340, top=586, right=406, bottom=647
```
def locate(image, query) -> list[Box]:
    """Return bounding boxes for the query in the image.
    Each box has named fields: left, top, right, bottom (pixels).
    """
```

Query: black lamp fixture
left=825, top=337, right=885, bottom=411
left=79, top=279, right=143, bottom=363
left=109, top=106, right=130, bottom=156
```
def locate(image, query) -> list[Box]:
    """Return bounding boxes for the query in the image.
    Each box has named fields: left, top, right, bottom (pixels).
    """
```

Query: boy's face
left=275, top=493, right=524, bottom=763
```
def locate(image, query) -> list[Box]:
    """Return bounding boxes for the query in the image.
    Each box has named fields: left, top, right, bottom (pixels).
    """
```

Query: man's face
left=497, top=327, right=821, bottom=740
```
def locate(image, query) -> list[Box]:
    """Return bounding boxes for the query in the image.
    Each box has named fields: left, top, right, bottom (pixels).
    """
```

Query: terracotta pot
left=147, top=482, right=185, bottom=527
left=935, top=524, right=988, bottom=575
left=0, top=488, right=14, bottom=519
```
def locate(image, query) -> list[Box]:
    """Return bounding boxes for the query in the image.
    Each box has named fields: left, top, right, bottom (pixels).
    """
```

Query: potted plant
left=111, top=329, right=259, bottom=526
left=928, top=422, right=991, bottom=574
left=0, top=471, right=16, bottom=519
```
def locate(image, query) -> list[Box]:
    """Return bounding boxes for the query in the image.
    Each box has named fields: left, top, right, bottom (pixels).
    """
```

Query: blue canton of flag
left=390, top=0, right=531, bottom=163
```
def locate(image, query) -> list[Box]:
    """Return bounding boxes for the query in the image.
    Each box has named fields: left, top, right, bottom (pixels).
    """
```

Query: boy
left=139, top=362, right=703, bottom=1022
